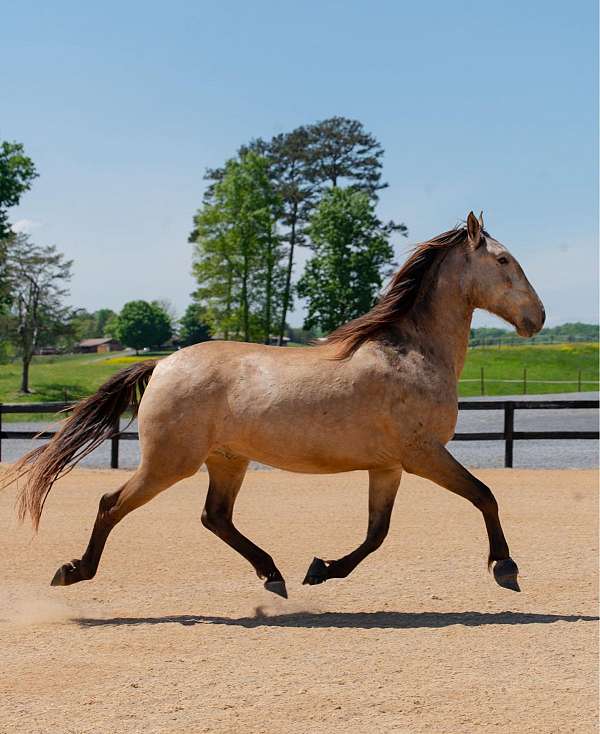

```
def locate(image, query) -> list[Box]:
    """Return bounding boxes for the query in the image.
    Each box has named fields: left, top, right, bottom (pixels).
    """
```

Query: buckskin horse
left=3, top=212, right=545, bottom=599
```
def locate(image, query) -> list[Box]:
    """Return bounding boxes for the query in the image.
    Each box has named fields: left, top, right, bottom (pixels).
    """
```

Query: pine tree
left=306, top=116, right=386, bottom=193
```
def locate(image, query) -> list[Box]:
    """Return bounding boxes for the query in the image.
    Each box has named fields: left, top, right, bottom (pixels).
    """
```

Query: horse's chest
left=384, top=390, right=458, bottom=447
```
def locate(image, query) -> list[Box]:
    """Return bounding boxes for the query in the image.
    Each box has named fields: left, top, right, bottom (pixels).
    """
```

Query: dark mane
left=326, top=225, right=473, bottom=359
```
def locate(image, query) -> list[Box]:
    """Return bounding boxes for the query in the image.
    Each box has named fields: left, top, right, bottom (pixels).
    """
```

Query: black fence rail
left=0, top=399, right=598, bottom=469
left=453, top=399, right=598, bottom=467
left=460, top=367, right=599, bottom=395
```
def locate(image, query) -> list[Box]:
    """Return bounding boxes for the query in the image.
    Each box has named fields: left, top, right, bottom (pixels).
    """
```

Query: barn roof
left=78, top=338, right=119, bottom=347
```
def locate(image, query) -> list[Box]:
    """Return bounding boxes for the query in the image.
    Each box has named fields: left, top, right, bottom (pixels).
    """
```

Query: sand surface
left=0, top=467, right=598, bottom=733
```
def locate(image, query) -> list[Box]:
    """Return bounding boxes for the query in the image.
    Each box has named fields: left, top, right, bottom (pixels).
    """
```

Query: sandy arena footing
left=0, top=467, right=598, bottom=733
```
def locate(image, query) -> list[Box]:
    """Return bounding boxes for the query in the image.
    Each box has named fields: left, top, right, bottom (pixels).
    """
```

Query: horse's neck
left=406, top=264, right=473, bottom=379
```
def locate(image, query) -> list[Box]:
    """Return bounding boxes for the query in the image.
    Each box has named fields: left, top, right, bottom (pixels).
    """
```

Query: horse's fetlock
left=257, top=557, right=278, bottom=580
left=79, top=562, right=96, bottom=581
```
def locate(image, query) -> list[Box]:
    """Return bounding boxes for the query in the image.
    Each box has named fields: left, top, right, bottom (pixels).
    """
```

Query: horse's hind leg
left=51, top=465, right=192, bottom=586
left=202, top=453, right=287, bottom=598
left=303, top=467, right=402, bottom=586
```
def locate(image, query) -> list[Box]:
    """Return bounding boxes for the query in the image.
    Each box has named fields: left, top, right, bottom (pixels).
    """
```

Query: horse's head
left=463, top=211, right=545, bottom=337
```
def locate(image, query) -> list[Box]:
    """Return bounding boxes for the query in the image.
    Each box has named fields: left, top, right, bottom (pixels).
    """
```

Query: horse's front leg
left=403, top=442, right=519, bottom=591
left=303, top=467, right=402, bottom=586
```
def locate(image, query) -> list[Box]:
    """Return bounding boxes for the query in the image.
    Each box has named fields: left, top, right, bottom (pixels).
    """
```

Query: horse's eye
left=497, top=256, right=509, bottom=265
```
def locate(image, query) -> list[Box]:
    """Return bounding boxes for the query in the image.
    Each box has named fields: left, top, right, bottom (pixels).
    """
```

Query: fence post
left=504, top=401, right=515, bottom=468
left=523, top=368, right=527, bottom=395
left=110, top=416, right=120, bottom=469
left=578, top=369, right=582, bottom=392
left=480, top=367, right=485, bottom=396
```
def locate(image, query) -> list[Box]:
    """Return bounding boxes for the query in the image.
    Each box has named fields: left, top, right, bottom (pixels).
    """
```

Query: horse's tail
left=1, top=360, right=158, bottom=529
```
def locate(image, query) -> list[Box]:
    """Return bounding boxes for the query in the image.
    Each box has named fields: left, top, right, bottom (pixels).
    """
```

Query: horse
left=3, top=211, right=545, bottom=599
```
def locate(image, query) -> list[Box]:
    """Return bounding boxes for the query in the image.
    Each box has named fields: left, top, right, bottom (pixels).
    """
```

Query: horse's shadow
left=76, top=610, right=598, bottom=630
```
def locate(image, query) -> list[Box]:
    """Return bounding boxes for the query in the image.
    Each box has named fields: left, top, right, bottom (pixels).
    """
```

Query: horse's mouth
left=516, top=318, right=539, bottom=338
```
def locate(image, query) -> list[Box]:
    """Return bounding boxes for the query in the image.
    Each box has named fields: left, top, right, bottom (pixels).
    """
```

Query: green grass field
left=460, top=342, right=598, bottom=396
left=0, top=352, right=159, bottom=419
left=0, top=344, right=597, bottom=419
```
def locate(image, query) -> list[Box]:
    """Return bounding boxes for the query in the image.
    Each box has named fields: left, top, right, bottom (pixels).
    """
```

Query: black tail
left=1, top=360, right=157, bottom=529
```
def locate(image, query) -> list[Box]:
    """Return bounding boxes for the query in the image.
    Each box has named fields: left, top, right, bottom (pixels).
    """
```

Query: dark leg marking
left=404, top=444, right=520, bottom=592
left=303, top=468, right=402, bottom=586
left=51, top=490, right=121, bottom=586
left=203, top=456, right=287, bottom=598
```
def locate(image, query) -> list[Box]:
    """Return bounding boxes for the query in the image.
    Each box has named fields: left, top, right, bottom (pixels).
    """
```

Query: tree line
left=470, top=323, right=599, bottom=345
left=3, top=123, right=594, bottom=397
left=0, top=118, right=409, bottom=393
left=0, top=143, right=208, bottom=391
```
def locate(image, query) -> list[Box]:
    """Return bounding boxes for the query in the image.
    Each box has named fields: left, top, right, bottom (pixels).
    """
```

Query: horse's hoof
left=264, top=579, right=288, bottom=598
left=493, top=558, right=521, bottom=592
left=51, top=560, right=83, bottom=587
left=302, top=557, right=328, bottom=585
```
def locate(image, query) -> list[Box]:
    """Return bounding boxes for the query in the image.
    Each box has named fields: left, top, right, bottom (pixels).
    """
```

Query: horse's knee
left=471, top=481, right=498, bottom=515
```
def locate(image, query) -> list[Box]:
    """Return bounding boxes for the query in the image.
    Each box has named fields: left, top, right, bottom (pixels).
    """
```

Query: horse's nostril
left=540, top=304, right=546, bottom=326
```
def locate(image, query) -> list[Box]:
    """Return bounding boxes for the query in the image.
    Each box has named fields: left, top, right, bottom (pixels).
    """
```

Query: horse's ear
left=478, top=210, right=485, bottom=228
left=466, top=211, right=481, bottom=247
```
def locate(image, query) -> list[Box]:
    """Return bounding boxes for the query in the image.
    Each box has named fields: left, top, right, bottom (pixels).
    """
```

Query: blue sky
left=2, top=0, right=598, bottom=327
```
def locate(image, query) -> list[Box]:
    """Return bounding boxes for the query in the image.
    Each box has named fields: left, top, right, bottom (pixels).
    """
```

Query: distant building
left=75, top=337, right=123, bottom=354
left=35, top=346, right=61, bottom=355
left=268, top=336, right=290, bottom=346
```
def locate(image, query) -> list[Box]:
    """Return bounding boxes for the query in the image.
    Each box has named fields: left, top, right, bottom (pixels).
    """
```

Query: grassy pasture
left=460, top=342, right=599, bottom=396
left=0, top=343, right=596, bottom=418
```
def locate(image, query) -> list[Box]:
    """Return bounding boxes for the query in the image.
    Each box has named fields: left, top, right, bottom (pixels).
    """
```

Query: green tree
left=152, top=299, right=177, bottom=332
left=103, top=313, right=121, bottom=338
left=242, top=155, right=286, bottom=343
left=0, top=141, right=38, bottom=240
left=0, top=141, right=39, bottom=307
left=179, top=303, right=212, bottom=346
left=306, top=117, right=386, bottom=193
left=95, top=308, right=117, bottom=336
left=191, top=151, right=284, bottom=343
left=297, top=188, right=398, bottom=333
left=116, top=300, right=172, bottom=354
left=69, top=309, right=97, bottom=341
left=199, top=118, right=408, bottom=341
left=267, top=126, right=317, bottom=344
left=3, top=233, right=72, bottom=392
left=67, top=307, right=118, bottom=347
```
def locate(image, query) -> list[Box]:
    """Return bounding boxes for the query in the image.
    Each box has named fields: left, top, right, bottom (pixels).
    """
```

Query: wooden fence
left=460, top=367, right=599, bottom=395
left=0, top=399, right=598, bottom=469
left=453, top=399, right=598, bottom=467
